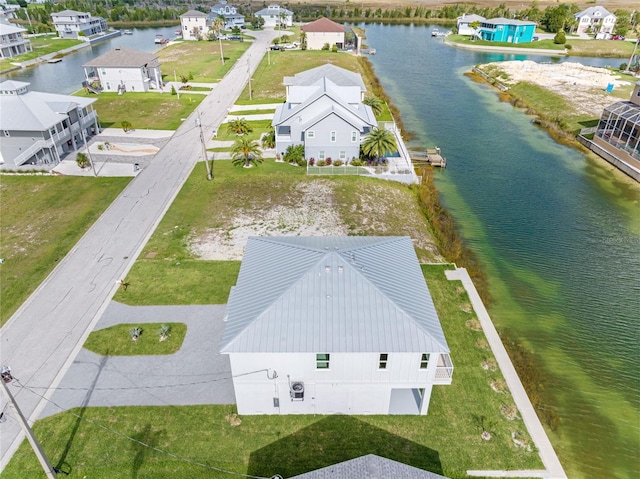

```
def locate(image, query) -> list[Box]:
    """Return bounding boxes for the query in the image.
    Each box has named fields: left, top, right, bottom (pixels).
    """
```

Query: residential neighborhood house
left=50, top=9, right=108, bottom=40
left=477, top=17, right=536, bottom=44
left=574, top=6, right=616, bottom=38
left=0, top=21, right=31, bottom=58
left=82, top=47, right=162, bottom=93
left=180, top=9, right=208, bottom=40
left=220, top=236, right=453, bottom=416
left=456, top=13, right=485, bottom=36
left=255, top=4, right=293, bottom=28
left=210, top=1, right=244, bottom=30
left=301, top=17, right=346, bottom=50
left=272, top=64, right=377, bottom=163
left=0, top=80, right=99, bottom=169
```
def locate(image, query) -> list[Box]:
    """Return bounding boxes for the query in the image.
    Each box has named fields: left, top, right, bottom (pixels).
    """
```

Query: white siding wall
left=98, top=67, right=148, bottom=92
left=306, top=31, right=345, bottom=50
left=229, top=352, right=442, bottom=415
left=181, top=16, right=207, bottom=40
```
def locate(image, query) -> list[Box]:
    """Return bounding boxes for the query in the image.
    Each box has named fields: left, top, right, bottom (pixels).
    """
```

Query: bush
left=308, top=157, right=315, bottom=166
left=331, top=44, right=339, bottom=52
left=170, top=85, right=177, bottom=95
left=326, top=157, right=332, bottom=166
left=620, top=63, right=628, bottom=71
left=283, top=144, right=305, bottom=164
left=76, top=152, right=90, bottom=169
left=296, top=158, right=306, bottom=167
left=317, top=160, right=327, bottom=167
left=321, top=43, right=330, bottom=50
left=350, top=159, right=364, bottom=166
left=565, top=43, right=572, bottom=50
left=333, top=159, right=343, bottom=166
left=553, top=31, right=566, bottom=44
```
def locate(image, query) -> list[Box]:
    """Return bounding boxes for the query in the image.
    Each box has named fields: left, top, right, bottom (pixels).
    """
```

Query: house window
left=339, top=151, right=346, bottom=160
left=101, top=68, right=106, bottom=75
left=319, top=150, right=325, bottom=160
left=50, top=127, right=56, bottom=137
left=307, top=130, right=315, bottom=138
left=3, top=130, right=9, bottom=137
left=316, top=353, right=330, bottom=369
left=420, top=353, right=430, bottom=369
left=330, top=131, right=336, bottom=142
left=351, top=131, right=357, bottom=142
left=379, top=354, right=388, bottom=369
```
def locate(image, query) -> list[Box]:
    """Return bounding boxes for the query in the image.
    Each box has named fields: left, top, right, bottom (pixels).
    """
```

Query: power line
left=17, top=381, right=280, bottom=479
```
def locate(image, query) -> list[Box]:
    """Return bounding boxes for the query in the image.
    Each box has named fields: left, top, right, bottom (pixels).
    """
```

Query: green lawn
left=0, top=176, right=131, bottom=326
left=0, top=36, right=83, bottom=68
left=84, top=323, right=187, bottom=355
left=74, top=91, right=203, bottom=130
left=565, top=39, right=636, bottom=58
left=158, top=40, right=250, bottom=83
left=228, top=108, right=276, bottom=115
left=216, top=119, right=272, bottom=142
left=4, top=265, right=542, bottom=478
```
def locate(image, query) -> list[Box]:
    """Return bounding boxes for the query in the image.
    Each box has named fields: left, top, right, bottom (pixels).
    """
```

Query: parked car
left=270, top=44, right=281, bottom=50
left=229, top=35, right=243, bottom=41
left=611, top=35, right=626, bottom=41
left=532, top=36, right=539, bottom=42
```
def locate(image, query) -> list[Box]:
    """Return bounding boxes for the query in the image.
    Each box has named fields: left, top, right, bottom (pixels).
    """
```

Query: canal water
left=362, top=22, right=639, bottom=479
left=4, top=26, right=179, bottom=94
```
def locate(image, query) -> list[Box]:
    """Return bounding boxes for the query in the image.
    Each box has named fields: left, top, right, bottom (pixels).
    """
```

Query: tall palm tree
left=213, top=16, right=225, bottom=64
left=363, top=95, right=384, bottom=117
left=231, top=137, right=263, bottom=168
left=226, top=118, right=252, bottom=136
left=300, top=30, right=307, bottom=50
left=361, top=127, right=397, bottom=164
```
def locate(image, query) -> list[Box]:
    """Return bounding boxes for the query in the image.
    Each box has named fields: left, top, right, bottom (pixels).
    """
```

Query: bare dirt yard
left=482, top=60, right=634, bottom=117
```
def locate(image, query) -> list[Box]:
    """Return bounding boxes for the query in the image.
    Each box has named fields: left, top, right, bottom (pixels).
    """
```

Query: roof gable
left=83, top=47, right=159, bottom=68
left=181, top=9, right=208, bottom=18
left=301, top=17, right=345, bottom=33
left=284, top=64, right=365, bottom=90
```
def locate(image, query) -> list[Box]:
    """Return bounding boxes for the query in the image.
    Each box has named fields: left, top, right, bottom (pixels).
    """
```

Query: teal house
left=479, top=18, right=536, bottom=44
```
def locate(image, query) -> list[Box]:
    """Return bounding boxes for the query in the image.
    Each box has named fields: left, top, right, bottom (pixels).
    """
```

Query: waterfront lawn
left=158, top=40, right=250, bottom=83
left=565, top=39, right=635, bottom=58
left=0, top=36, right=82, bottom=68
left=74, top=91, right=203, bottom=130
left=214, top=119, right=272, bottom=142
left=83, top=323, right=187, bottom=356
left=4, top=265, right=542, bottom=478
left=0, top=176, right=131, bottom=326
left=447, top=34, right=565, bottom=51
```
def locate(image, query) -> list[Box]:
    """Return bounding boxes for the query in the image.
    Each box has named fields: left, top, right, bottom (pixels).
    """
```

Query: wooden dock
left=408, top=147, right=447, bottom=167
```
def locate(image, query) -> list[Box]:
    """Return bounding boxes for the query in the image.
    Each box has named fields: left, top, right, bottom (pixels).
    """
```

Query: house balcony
left=13, top=138, right=56, bottom=166
left=434, top=353, right=453, bottom=384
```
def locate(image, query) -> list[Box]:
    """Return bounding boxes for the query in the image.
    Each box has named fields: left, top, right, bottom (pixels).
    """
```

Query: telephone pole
left=196, top=111, right=213, bottom=180
left=0, top=367, right=57, bottom=478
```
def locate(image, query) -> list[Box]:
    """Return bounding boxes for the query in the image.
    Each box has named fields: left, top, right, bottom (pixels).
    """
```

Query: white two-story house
left=300, top=17, right=345, bottom=50
left=180, top=9, right=208, bottom=40
left=82, top=47, right=162, bottom=93
left=221, top=236, right=454, bottom=416
left=0, top=80, right=99, bottom=169
left=0, top=22, right=32, bottom=58
left=255, top=4, right=293, bottom=28
left=272, top=64, right=377, bottom=163
left=574, top=6, right=616, bottom=37
left=50, top=10, right=108, bottom=40
left=210, top=1, right=244, bottom=30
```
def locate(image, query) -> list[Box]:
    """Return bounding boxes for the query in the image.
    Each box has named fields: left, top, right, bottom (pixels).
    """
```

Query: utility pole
left=80, top=126, right=97, bottom=177
left=196, top=111, right=213, bottom=180
left=267, top=46, right=271, bottom=65
left=0, top=367, right=57, bottom=478
left=218, top=35, right=225, bottom=65
left=247, top=56, right=252, bottom=101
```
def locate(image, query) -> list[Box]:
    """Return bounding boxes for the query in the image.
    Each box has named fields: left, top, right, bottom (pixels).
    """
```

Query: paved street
left=0, top=28, right=280, bottom=469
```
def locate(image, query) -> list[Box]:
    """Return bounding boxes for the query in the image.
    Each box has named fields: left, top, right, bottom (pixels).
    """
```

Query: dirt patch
left=485, top=60, right=631, bottom=117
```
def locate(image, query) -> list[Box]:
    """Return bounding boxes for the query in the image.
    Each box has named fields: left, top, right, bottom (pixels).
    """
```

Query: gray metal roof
left=83, top=47, right=159, bottom=68
left=0, top=22, right=27, bottom=34
left=220, top=236, right=449, bottom=354
left=290, top=454, right=450, bottom=479
left=255, top=5, right=293, bottom=16
left=284, top=64, right=365, bottom=91
left=483, top=17, right=536, bottom=26
left=51, top=10, right=88, bottom=17
left=575, top=6, right=614, bottom=19
left=180, top=9, right=208, bottom=18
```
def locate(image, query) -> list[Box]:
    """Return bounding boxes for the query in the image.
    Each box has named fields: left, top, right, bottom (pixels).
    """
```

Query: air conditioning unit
left=290, top=381, right=304, bottom=401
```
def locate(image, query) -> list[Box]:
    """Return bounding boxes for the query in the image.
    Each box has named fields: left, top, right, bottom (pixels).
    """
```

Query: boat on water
left=47, top=57, right=62, bottom=64
left=175, top=29, right=181, bottom=35
left=154, top=34, right=165, bottom=44
left=123, top=29, right=133, bottom=35
left=431, top=29, right=451, bottom=38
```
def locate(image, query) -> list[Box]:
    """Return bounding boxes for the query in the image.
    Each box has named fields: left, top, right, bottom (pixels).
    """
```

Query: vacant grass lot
left=158, top=39, right=251, bottom=83
left=74, top=91, right=204, bottom=130
left=0, top=176, right=131, bottom=326
left=84, top=323, right=187, bottom=355
left=4, top=265, right=541, bottom=478
left=566, top=39, right=636, bottom=58
left=0, top=36, right=82, bottom=68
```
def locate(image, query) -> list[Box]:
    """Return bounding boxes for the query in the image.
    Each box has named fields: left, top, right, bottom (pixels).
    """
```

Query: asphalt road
left=0, top=28, right=281, bottom=470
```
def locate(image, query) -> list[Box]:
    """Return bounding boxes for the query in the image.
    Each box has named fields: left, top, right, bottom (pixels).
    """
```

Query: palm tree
left=279, top=12, right=287, bottom=30
left=226, top=118, right=252, bottom=136
left=231, top=137, right=263, bottom=168
left=213, top=16, right=225, bottom=64
left=363, top=95, right=384, bottom=117
left=300, top=30, right=307, bottom=50
left=261, top=128, right=275, bottom=149
left=361, top=127, right=397, bottom=164
left=469, top=20, right=481, bottom=40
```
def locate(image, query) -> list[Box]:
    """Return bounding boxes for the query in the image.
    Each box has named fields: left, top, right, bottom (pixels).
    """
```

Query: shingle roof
left=284, top=64, right=365, bottom=90
left=290, top=454, right=450, bottom=479
left=83, top=47, right=159, bottom=68
left=301, top=17, right=345, bottom=33
left=220, top=236, right=449, bottom=354
left=180, top=9, right=208, bottom=18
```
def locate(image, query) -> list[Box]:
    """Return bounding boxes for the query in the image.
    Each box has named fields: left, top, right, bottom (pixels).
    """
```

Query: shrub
left=171, top=85, right=177, bottom=95
left=121, top=120, right=132, bottom=132
left=97, top=144, right=104, bottom=151
left=308, top=157, right=315, bottom=166
left=158, top=324, right=171, bottom=342
left=76, top=153, right=90, bottom=169
left=321, top=42, right=330, bottom=50
left=620, top=63, right=628, bottom=71
left=331, top=44, right=339, bottom=52
left=296, top=158, right=306, bottom=167
left=350, top=159, right=363, bottom=166
left=283, top=144, right=305, bottom=164
left=565, top=43, right=572, bottom=50
left=129, top=327, right=142, bottom=341
left=317, top=160, right=327, bottom=167
left=326, top=157, right=332, bottom=166
left=333, top=160, right=343, bottom=166
left=553, top=30, right=566, bottom=44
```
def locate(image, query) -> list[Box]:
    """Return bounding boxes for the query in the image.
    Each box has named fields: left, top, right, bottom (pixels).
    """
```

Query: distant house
left=209, top=1, right=244, bottom=30
left=574, top=6, right=616, bottom=37
left=0, top=80, right=99, bottom=168
left=456, top=13, right=485, bottom=36
left=221, top=236, right=453, bottom=416
left=478, top=17, right=536, bottom=44
left=50, top=10, right=108, bottom=40
left=82, top=47, right=162, bottom=93
left=272, top=64, right=377, bottom=162
left=180, top=9, right=208, bottom=40
left=291, top=454, right=450, bottom=479
left=301, top=17, right=345, bottom=50
left=591, top=82, right=640, bottom=178
left=255, top=4, right=293, bottom=28
left=0, top=22, right=32, bottom=58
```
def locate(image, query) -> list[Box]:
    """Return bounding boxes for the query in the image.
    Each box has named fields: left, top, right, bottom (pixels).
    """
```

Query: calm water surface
left=363, top=23, right=639, bottom=479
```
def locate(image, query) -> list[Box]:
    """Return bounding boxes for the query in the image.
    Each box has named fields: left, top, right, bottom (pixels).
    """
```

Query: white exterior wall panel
left=306, top=31, right=345, bottom=50
left=99, top=67, right=148, bottom=92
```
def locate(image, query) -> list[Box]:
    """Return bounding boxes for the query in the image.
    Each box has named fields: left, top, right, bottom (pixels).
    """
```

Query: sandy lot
left=483, top=60, right=632, bottom=117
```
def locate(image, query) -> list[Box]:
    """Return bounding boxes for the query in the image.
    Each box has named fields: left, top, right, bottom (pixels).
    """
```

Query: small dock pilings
left=409, top=147, right=447, bottom=168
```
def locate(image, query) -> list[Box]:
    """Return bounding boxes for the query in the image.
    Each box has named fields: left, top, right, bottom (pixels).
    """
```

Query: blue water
left=362, top=22, right=640, bottom=479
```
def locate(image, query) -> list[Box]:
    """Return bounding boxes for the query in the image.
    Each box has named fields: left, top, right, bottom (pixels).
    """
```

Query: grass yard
left=4, top=265, right=542, bottom=478
left=566, top=39, right=636, bottom=58
left=228, top=108, right=276, bottom=115
left=158, top=40, right=250, bottom=83
left=0, top=176, right=131, bottom=326
left=84, top=323, right=187, bottom=355
left=216, top=119, right=272, bottom=142
left=0, top=36, right=82, bottom=68
left=74, top=91, right=203, bottom=130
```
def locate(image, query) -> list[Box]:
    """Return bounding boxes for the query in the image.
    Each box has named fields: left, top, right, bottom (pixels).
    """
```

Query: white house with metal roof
left=255, top=4, right=293, bottom=28
left=272, top=64, right=377, bottom=163
left=0, top=22, right=32, bottom=58
left=210, top=1, right=245, bottom=30
left=574, top=6, right=616, bottom=36
left=0, top=80, right=99, bottom=168
left=456, top=13, right=485, bottom=36
left=180, top=9, right=209, bottom=40
left=220, top=236, right=453, bottom=416
left=82, top=47, right=162, bottom=93
left=50, top=10, right=108, bottom=40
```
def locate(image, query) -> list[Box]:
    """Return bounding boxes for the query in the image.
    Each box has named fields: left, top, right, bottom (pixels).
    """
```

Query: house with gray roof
left=0, top=21, right=32, bottom=58
left=272, top=64, right=376, bottom=163
left=50, top=9, right=108, bottom=40
left=221, top=236, right=453, bottom=415
left=456, top=13, right=485, bottom=36
left=180, top=9, right=209, bottom=40
left=82, top=47, right=162, bottom=93
left=574, top=6, right=616, bottom=37
left=0, top=80, right=99, bottom=169
left=210, top=1, right=244, bottom=30
left=255, top=4, right=293, bottom=28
